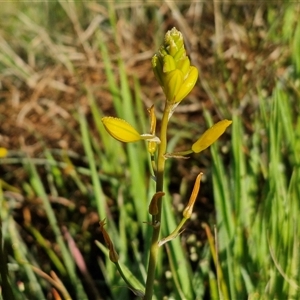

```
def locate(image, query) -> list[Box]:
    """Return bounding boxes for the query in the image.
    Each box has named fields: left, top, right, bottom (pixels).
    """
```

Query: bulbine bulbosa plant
left=100, top=27, right=232, bottom=299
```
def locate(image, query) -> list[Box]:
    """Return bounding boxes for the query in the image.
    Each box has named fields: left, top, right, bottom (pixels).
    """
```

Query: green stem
left=0, top=223, right=15, bottom=300
left=144, top=102, right=171, bottom=300
left=158, top=217, right=188, bottom=247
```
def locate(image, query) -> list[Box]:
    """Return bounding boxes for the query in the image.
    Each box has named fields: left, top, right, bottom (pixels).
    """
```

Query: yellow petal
left=192, top=119, right=232, bottom=153
left=102, top=117, right=142, bottom=143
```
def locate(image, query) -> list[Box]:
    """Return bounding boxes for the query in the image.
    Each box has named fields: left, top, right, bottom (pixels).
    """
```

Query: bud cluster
left=152, top=27, right=198, bottom=104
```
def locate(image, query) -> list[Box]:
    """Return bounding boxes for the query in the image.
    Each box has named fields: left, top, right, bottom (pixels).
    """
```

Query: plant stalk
left=144, top=102, right=171, bottom=300
left=0, top=223, right=15, bottom=300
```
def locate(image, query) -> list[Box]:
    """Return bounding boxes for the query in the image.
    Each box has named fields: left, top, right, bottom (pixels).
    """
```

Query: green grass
left=205, top=84, right=300, bottom=299
left=1, top=1, right=300, bottom=299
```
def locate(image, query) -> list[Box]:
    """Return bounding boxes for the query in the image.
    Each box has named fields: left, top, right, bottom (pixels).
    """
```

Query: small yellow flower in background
left=102, top=117, right=160, bottom=144
left=192, top=120, right=232, bottom=153
left=0, top=147, right=8, bottom=158
left=152, top=27, right=198, bottom=104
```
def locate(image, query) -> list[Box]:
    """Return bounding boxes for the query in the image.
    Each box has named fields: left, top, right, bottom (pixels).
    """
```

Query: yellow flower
left=0, top=147, right=8, bottom=158
left=192, top=120, right=232, bottom=153
left=102, top=117, right=160, bottom=144
left=152, top=27, right=198, bottom=104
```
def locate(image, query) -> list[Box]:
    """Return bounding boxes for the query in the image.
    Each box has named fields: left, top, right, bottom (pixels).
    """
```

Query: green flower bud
left=165, top=28, right=184, bottom=57
left=152, top=27, right=198, bottom=104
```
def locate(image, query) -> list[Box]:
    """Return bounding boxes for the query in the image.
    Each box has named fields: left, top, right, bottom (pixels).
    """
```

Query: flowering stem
left=144, top=102, right=171, bottom=300
left=0, top=226, right=15, bottom=300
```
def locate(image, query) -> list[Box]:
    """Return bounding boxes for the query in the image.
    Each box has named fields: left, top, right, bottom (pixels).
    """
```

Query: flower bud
left=192, top=120, right=232, bottom=153
left=176, top=57, right=190, bottom=77
left=183, top=173, right=202, bottom=219
left=102, top=117, right=142, bottom=142
left=173, top=66, right=198, bottom=103
left=164, top=69, right=184, bottom=103
left=152, top=55, right=164, bottom=87
left=102, top=117, right=160, bottom=144
left=152, top=27, right=198, bottom=104
left=163, top=55, right=176, bottom=72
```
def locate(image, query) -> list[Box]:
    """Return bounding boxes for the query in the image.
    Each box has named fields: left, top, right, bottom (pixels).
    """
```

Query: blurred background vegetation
left=0, top=1, right=300, bottom=299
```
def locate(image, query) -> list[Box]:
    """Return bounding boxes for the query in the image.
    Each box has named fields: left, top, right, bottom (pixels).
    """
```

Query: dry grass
left=0, top=2, right=288, bottom=155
